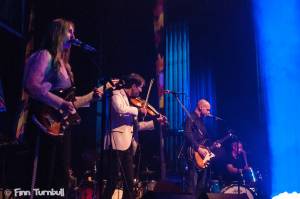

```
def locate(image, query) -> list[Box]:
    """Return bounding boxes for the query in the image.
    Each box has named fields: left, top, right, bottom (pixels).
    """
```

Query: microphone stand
left=170, top=93, right=203, bottom=136
left=177, top=136, right=185, bottom=160
left=168, top=92, right=206, bottom=160
left=71, top=41, right=113, bottom=198
left=237, top=152, right=241, bottom=195
left=79, top=46, right=110, bottom=198
left=168, top=92, right=204, bottom=191
left=98, top=77, right=114, bottom=198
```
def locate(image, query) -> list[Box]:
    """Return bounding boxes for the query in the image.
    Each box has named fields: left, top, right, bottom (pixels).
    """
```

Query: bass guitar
left=193, top=132, right=234, bottom=169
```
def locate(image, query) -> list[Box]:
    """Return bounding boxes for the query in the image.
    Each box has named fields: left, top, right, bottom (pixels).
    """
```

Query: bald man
left=184, top=99, right=213, bottom=199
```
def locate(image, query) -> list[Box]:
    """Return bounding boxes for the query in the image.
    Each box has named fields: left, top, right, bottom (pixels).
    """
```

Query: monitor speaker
left=142, top=192, right=193, bottom=199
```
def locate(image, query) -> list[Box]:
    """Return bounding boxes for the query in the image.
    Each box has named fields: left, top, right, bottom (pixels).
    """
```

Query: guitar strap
left=15, top=90, right=30, bottom=141
left=65, top=63, right=75, bottom=86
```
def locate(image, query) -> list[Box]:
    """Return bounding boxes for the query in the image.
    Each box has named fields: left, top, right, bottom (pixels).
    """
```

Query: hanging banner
left=153, top=0, right=165, bottom=109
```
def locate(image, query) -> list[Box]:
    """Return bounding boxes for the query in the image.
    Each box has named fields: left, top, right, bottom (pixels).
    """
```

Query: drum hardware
left=132, top=176, right=158, bottom=198
left=209, top=179, right=221, bottom=193
left=241, top=167, right=257, bottom=187
left=145, top=180, right=157, bottom=192
left=140, top=167, right=156, bottom=186
left=99, top=179, right=107, bottom=198
left=68, top=168, right=80, bottom=199
left=141, top=167, right=156, bottom=177
left=111, top=178, right=147, bottom=199
left=249, top=187, right=256, bottom=193
left=133, top=178, right=145, bottom=199
left=139, top=167, right=157, bottom=193
left=79, top=170, right=98, bottom=199
left=255, top=170, right=263, bottom=181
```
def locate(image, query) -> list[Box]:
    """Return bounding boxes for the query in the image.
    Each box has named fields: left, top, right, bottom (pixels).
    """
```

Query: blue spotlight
left=253, top=0, right=300, bottom=197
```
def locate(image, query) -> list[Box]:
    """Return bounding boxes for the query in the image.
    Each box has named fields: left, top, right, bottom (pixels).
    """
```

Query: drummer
left=223, top=141, right=251, bottom=185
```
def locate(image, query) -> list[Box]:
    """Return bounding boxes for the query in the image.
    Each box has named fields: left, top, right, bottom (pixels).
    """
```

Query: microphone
left=163, top=90, right=185, bottom=95
left=69, top=39, right=96, bottom=52
left=208, top=114, right=224, bottom=121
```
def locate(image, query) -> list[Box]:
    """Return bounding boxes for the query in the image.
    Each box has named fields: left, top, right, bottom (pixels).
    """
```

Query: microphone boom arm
left=171, top=93, right=204, bottom=136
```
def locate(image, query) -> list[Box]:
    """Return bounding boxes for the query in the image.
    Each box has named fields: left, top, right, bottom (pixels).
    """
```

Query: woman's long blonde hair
left=41, top=18, right=74, bottom=82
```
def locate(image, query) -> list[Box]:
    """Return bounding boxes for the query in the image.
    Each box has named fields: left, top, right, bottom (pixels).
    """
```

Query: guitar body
left=31, top=87, right=81, bottom=136
left=194, top=148, right=215, bottom=169
left=191, top=132, right=234, bottom=169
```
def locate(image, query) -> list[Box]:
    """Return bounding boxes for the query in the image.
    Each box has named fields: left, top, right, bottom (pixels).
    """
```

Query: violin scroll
left=156, top=114, right=168, bottom=126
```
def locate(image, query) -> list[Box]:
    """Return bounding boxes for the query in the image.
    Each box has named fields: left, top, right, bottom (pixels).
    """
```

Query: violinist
left=103, top=73, right=166, bottom=199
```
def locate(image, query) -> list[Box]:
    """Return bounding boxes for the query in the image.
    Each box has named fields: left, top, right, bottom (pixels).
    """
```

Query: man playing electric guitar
left=184, top=99, right=221, bottom=199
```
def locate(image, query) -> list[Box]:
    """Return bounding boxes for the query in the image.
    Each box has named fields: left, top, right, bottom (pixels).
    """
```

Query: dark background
left=0, top=0, right=269, bottom=196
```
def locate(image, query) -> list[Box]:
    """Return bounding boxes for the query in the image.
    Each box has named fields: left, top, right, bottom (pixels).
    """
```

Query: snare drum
left=221, top=185, right=255, bottom=199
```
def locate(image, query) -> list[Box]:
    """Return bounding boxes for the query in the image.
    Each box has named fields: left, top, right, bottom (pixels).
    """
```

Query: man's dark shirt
left=224, top=153, right=244, bottom=184
left=184, top=112, right=208, bottom=152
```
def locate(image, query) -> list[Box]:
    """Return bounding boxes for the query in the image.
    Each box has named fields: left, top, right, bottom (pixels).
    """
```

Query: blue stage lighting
left=253, top=0, right=300, bottom=197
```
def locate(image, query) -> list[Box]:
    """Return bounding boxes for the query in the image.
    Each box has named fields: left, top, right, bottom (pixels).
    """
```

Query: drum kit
left=210, top=167, right=262, bottom=199
left=212, top=139, right=264, bottom=199
left=72, top=141, right=263, bottom=199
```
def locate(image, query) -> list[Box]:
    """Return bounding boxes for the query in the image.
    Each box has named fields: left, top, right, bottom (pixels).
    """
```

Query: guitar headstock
left=224, top=129, right=237, bottom=140
left=212, top=131, right=237, bottom=149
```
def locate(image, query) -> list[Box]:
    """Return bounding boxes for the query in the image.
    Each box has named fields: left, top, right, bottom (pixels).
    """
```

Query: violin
left=130, top=97, right=160, bottom=116
left=130, top=97, right=168, bottom=125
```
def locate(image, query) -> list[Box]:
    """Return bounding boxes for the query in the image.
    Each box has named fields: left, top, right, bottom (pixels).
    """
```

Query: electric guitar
left=31, top=86, right=81, bottom=136
left=31, top=79, right=120, bottom=136
left=193, top=132, right=234, bottom=169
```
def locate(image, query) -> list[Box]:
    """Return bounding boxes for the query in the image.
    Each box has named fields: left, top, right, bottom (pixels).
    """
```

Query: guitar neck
left=210, top=133, right=233, bottom=150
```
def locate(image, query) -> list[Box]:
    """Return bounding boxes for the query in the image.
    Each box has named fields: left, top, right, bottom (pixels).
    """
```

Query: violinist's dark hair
left=122, top=73, right=145, bottom=89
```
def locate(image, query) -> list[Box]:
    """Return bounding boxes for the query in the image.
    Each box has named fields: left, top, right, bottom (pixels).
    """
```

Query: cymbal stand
left=92, top=162, right=98, bottom=199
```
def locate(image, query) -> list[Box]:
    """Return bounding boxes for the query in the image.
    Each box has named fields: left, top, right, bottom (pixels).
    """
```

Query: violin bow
left=143, top=78, right=155, bottom=120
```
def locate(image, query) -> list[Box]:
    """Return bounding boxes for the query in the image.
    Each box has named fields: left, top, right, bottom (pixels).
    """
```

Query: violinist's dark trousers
left=103, top=147, right=134, bottom=199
